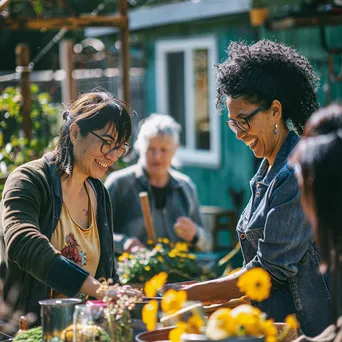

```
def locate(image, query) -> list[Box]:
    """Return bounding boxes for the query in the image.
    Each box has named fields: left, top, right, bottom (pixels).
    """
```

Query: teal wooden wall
left=143, top=18, right=256, bottom=210
left=142, top=16, right=342, bottom=210
left=260, top=25, right=342, bottom=106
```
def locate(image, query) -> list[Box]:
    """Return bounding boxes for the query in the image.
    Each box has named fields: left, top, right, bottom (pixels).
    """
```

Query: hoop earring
left=274, top=124, right=278, bottom=135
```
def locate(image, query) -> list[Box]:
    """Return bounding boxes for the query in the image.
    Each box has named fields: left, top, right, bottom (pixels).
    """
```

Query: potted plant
left=249, top=0, right=269, bottom=26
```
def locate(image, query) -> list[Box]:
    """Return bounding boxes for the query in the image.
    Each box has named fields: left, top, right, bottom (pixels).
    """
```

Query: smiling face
left=71, top=122, right=122, bottom=179
left=226, top=96, right=284, bottom=163
left=145, top=134, right=178, bottom=179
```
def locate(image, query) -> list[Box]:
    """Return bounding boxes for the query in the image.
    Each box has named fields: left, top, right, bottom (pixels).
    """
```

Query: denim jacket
left=237, top=131, right=332, bottom=337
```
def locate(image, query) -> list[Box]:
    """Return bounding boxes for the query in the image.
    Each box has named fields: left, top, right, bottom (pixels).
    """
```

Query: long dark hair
left=215, top=40, right=319, bottom=135
left=290, top=103, right=342, bottom=320
left=52, top=90, right=132, bottom=176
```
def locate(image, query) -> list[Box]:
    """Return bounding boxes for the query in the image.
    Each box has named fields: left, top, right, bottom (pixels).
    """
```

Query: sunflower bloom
left=161, top=289, right=187, bottom=315
left=237, top=268, right=272, bottom=302
left=144, top=272, right=168, bottom=297
left=206, top=308, right=234, bottom=340
left=142, top=300, right=159, bottom=331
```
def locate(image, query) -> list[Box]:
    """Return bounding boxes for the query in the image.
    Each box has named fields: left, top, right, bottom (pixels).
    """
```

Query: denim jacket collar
left=252, top=131, right=299, bottom=186
left=135, top=163, right=182, bottom=189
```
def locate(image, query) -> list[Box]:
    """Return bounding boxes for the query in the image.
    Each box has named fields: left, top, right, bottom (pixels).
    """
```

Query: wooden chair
left=200, top=206, right=238, bottom=252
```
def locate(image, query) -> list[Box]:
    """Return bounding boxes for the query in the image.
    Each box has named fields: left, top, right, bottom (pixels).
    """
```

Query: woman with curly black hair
left=168, top=40, right=332, bottom=336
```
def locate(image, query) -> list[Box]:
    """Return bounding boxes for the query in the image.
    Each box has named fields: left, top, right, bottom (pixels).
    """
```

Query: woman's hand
left=123, top=238, right=145, bottom=253
left=174, top=217, right=197, bottom=242
left=107, top=285, right=143, bottom=301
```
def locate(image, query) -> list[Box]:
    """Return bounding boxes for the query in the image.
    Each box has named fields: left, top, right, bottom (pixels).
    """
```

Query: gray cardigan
left=105, top=163, right=212, bottom=253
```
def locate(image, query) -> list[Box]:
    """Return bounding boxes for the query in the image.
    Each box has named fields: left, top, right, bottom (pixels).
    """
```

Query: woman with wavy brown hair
left=0, top=90, right=141, bottom=321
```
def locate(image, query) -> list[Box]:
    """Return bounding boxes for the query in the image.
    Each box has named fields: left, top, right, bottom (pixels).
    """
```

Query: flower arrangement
left=142, top=269, right=299, bottom=342
left=117, top=239, right=214, bottom=284
left=95, top=280, right=143, bottom=341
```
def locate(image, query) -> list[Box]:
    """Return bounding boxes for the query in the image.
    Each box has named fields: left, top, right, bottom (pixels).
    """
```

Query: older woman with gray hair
left=105, top=114, right=212, bottom=253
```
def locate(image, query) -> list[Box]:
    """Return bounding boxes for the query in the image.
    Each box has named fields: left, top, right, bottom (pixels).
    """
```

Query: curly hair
left=215, top=40, right=319, bottom=135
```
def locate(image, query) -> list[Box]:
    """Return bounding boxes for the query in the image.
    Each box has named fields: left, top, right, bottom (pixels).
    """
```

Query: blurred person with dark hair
left=290, top=103, right=342, bottom=342
left=0, top=90, right=141, bottom=320
left=105, top=114, right=211, bottom=254
left=166, top=40, right=332, bottom=337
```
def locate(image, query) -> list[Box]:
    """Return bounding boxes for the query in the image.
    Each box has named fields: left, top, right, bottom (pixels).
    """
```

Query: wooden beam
left=118, top=0, right=130, bottom=108
left=0, top=14, right=128, bottom=30
left=267, top=14, right=342, bottom=30
left=0, top=0, right=12, bottom=11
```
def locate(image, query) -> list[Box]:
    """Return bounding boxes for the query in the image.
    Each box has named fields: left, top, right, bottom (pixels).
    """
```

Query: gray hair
left=134, top=113, right=181, bottom=166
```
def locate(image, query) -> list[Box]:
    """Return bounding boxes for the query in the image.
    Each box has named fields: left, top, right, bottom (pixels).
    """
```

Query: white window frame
left=156, top=36, right=220, bottom=168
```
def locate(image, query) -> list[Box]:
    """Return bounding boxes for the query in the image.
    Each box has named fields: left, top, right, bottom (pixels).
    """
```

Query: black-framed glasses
left=226, top=103, right=269, bottom=133
left=90, top=131, right=130, bottom=158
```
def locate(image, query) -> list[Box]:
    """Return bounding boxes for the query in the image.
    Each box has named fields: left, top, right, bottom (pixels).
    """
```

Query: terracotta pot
left=249, top=7, right=269, bottom=26
left=135, top=326, right=173, bottom=342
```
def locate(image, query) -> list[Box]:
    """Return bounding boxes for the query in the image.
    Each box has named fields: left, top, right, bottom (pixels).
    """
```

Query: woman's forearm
left=185, top=268, right=247, bottom=302
left=80, top=276, right=102, bottom=299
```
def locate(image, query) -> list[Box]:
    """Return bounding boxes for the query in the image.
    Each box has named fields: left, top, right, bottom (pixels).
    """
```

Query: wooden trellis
left=0, top=0, right=131, bottom=139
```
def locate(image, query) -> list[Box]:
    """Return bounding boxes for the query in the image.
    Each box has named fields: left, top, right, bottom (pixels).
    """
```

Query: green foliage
left=0, top=84, right=58, bottom=194
left=117, top=239, right=215, bottom=285
left=250, top=0, right=266, bottom=8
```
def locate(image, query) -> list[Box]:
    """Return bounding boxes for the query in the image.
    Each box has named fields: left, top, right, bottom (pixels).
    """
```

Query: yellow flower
left=188, top=254, right=196, bottom=260
left=144, top=272, right=168, bottom=298
left=157, top=238, right=163, bottom=243
left=266, top=335, right=278, bottom=342
left=157, top=256, right=164, bottom=262
left=285, top=314, right=299, bottom=330
left=263, top=319, right=278, bottom=338
left=162, top=238, right=170, bottom=244
left=145, top=266, right=151, bottom=271
left=142, top=299, right=159, bottom=331
left=206, top=308, right=234, bottom=340
left=168, top=251, right=176, bottom=258
left=175, top=242, right=189, bottom=252
left=169, top=322, right=187, bottom=342
left=161, top=289, right=187, bottom=315
left=234, top=313, right=262, bottom=336
left=122, top=274, right=128, bottom=279
left=187, top=314, right=205, bottom=334
left=147, top=239, right=153, bottom=245
left=229, top=305, right=264, bottom=337
left=237, top=268, right=272, bottom=302
left=155, top=245, right=162, bottom=251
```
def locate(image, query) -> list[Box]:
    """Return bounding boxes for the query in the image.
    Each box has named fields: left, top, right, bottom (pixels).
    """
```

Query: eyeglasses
left=226, top=103, right=269, bottom=133
left=90, top=131, right=130, bottom=158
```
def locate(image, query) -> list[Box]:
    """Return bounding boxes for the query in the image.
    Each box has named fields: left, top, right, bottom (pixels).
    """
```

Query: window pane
left=193, top=48, right=210, bottom=150
left=166, top=52, right=186, bottom=146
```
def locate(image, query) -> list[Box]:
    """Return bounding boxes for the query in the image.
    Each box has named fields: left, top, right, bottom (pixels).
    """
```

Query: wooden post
left=139, top=192, right=156, bottom=243
left=118, top=0, right=130, bottom=107
left=59, top=39, right=77, bottom=105
left=15, top=43, right=32, bottom=140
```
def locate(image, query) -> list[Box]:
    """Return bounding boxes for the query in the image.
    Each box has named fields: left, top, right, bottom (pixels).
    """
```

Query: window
left=156, top=36, right=220, bottom=167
